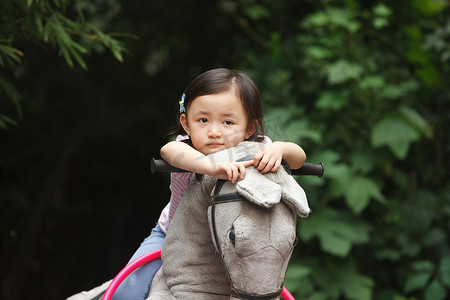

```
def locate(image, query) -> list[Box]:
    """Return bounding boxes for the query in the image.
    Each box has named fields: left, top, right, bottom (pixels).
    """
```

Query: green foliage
left=371, top=112, right=421, bottom=159
left=288, top=257, right=374, bottom=300
left=0, top=0, right=131, bottom=128
left=228, top=0, right=449, bottom=298
left=299, top=208, right=370, bottom=256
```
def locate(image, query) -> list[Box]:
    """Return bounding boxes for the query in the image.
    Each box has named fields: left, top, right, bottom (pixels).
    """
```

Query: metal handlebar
left=151, top=158, right=324, bottom=177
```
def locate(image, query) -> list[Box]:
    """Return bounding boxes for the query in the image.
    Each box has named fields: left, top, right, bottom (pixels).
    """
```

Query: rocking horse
left=68, top=142, right=323, bottom=300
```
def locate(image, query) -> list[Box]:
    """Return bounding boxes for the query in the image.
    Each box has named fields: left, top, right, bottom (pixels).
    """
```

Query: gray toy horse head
left=207, top=141, right=309, bottom=299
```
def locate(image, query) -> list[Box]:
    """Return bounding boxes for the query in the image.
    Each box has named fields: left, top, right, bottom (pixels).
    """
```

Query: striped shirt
left=157, top=135, right=272, bottom=234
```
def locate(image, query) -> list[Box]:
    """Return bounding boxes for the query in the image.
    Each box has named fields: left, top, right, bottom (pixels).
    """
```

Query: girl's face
left=180, top=87, right=257, bottom=155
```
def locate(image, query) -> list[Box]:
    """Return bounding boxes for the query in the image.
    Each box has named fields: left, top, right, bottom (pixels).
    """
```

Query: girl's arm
left=160, top=141, right=209, bottom=173
left=160, top=141, right=252, bottom=183
left=253, top=141, right=306, bottom=174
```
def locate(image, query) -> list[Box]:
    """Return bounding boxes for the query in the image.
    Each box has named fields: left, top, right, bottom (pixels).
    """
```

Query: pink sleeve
left=176, top=135, right=190, bottom=142
left=261, top=135, right=272, bottom=144
left=167, top=172, right=194, bottom=220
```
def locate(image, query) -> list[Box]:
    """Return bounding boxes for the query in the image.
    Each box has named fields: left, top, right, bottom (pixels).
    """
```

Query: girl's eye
left=200, top=118, right=208, bottom=124
left=224, top=120, right=233, bottom=125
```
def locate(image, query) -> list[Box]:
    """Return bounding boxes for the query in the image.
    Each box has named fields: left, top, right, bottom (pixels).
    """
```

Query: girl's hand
left=253, top=142, right=284, bottom=174
left=206, top=160, right=253, bottom=183
left=253, top=141, right=307, bottom=173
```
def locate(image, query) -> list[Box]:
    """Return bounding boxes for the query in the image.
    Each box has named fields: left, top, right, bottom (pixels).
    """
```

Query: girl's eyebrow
left=192, top=110, right=210, bottom=116
left=192, top=111, right=237, bottom=118
left=222, top=113, right=236, bottom=117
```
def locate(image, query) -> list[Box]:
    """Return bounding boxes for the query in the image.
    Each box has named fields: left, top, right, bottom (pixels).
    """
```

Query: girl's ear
left=180, top=114, right=190, bottom=136
left=245, top=120, right=258, bottom=139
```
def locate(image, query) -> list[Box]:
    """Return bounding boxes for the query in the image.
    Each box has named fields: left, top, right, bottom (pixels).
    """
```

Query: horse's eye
left=229, top=227, right=236, bottom=243
left=293, top=236, right=298, bottom=247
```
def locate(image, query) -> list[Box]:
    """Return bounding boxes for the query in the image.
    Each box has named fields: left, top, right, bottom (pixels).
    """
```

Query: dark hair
left=170, top=68, right=264, bottom=141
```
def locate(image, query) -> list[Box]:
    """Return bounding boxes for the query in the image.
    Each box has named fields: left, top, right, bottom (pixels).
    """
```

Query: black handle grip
left=151, top=158, right=188, bottom=174
left=151, top=158, right=324, bottom=177
left=291, top=162, right=324, bottom=177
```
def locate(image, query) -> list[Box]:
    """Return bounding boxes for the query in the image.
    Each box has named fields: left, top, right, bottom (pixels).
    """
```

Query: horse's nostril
left=229, top=227, right=236, bottom=243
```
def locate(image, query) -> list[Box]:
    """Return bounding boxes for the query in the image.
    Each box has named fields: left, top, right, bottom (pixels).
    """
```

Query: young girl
left=112, top=68, right=306, bottom=300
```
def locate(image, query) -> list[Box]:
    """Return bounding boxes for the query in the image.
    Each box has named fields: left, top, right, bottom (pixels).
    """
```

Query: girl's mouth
left=208, top=142, right=223, bottom=147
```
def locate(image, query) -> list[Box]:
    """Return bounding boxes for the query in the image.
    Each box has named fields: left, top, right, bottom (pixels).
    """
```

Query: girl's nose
left=208, top=124, right=222, bottom=138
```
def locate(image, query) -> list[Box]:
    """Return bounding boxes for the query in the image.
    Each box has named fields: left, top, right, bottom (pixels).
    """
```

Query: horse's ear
left=280, top=176, right=310, bottom=217
left=236, top=167, right=281, bottom=208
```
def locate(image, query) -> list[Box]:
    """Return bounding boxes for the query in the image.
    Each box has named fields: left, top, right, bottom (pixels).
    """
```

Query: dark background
left=1, top=1, right=246, bottom=298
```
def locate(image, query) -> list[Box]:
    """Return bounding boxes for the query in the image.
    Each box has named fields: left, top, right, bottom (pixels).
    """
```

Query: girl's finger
left=238, top=163, right=246, bottom=179
left=227, top=164, right=235, bottom=183
left=232, top=166, right=240, bottom=183
left=241, top=160, right=254, bottom=168
left=262, top=157, right=277, bottom=174
left=261, top=161, right=273, bottom=174
left=253, top=151, right=263, bottom=167
left=257, top=155, right=270, bottom=172
left=226, top=166, right=232, bottom=181
left=272, top=159, right=282, bottom=172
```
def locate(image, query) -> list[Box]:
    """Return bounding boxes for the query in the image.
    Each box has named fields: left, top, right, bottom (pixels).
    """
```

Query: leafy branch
left=0, top=0, right=133, bottom=129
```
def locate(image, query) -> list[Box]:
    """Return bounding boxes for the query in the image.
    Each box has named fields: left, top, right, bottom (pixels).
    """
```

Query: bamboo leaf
left=67, top=42, right=87, bottom=70
left=0, top=114, right=18, bottom=128
left=0, top=76, right=23, bottom=118
left=111, top=46, right=124, bottom=63
left=0, top=44, right=24, bottom=64
left=43, top=21, right=50, bottom=42
left=34, top=9, right=44, bottom=36
left=68, top=40, right=87, bottom=54
left=57, top=39, right=73, bottom=67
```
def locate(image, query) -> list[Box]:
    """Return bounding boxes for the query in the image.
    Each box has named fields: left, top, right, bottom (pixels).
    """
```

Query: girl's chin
left=208, top=148, right=224, bottom=154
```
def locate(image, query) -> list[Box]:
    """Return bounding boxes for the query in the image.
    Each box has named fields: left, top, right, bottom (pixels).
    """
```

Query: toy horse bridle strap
left=210, top=155, right=255, bottom=259
left=209, top=155, right=284, bottom=300
left=231, top=288, right=284, bottom=300
left=210, top=180, right=283, bottom=300
left=210, top=177, right=245, bottom=259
